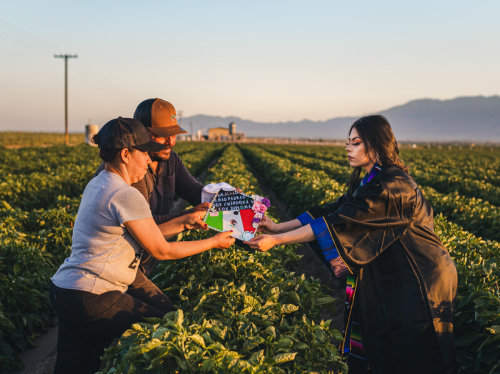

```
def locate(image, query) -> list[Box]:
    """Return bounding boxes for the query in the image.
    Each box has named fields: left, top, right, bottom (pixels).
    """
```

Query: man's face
left=148, top=130, right=177, bottom=161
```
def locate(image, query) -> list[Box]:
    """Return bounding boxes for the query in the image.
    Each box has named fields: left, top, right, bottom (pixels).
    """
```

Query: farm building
left=206, top=122, right=245, bottom=141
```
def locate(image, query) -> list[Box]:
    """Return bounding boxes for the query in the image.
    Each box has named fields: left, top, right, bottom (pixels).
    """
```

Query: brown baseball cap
left=133, top=98, right=188, bottom=137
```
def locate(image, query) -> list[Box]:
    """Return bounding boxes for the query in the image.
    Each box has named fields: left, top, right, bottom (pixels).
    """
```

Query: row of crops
left=0, top=132, right=85, bottom=148
left=1, top=141, right=499, bottom=373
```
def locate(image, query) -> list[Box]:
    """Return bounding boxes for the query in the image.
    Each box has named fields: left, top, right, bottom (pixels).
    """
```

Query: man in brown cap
left=132, top=98, right=208, bottom=224
left=131, top=98, right=210, bottom=274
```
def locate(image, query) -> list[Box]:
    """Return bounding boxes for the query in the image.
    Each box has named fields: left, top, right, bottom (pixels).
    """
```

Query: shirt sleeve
left=110, top=186, right=153, bottom=225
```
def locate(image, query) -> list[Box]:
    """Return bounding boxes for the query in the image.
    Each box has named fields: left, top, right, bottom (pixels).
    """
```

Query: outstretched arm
left=156, top=210, right=208, bottom=239
left=124, top=218, right=234, bottom=260
left=257, top=216, right=302, bottom=234
left=245, top=224, right=315, bottom=251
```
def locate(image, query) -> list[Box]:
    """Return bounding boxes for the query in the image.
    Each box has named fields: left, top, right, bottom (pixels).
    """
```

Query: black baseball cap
left=93, top=117, right=168, bottom=152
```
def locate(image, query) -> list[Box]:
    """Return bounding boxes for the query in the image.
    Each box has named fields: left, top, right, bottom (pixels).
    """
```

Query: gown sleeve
left=295, top=195, right=349, bottom=269
left=296, top=195, right=349, bottom=225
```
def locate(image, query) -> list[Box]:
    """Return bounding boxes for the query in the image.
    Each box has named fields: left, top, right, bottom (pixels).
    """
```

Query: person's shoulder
left=169, top=150, right=189, bottom=170
left=172, top=150, right=185, bottom=165
left=111, top=183, right=147, bottom=206
left=379, top=165, right=417, bottom=192
left=98, top=171, right=139, bottom=196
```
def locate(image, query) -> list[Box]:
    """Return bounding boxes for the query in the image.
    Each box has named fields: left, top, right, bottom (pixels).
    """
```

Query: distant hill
left=182, top=96, right=500, bottom=142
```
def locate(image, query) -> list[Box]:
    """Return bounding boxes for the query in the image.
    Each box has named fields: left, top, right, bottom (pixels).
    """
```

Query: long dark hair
left=348, top=115, right=408, bottom=194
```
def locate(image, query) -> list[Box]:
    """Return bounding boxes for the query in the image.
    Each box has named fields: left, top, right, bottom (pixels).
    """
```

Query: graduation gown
left=303, top=165, right=457, bottom=374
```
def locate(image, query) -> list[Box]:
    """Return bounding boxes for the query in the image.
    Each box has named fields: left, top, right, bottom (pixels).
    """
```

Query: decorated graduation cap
left=202, top=183, right=271, bottom=241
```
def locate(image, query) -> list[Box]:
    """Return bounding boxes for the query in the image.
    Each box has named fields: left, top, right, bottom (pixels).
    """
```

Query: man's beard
left=150, top=148, right=172, bottom=162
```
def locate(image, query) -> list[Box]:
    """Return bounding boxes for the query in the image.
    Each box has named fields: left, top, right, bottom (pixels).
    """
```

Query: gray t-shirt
left=52, top=170, right=152, bottom=294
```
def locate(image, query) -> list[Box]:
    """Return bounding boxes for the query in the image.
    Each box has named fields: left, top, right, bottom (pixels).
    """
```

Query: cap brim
left=133, top=141, right=169, bottom=152
left=149, top=125, right=188, bottom=137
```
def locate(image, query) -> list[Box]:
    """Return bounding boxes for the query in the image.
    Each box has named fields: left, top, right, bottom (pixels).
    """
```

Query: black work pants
left=50, top=270, right=175, bottom=374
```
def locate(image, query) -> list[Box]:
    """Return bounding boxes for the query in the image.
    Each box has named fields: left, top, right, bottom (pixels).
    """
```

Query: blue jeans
left=50, top=270, right=175, bottom=374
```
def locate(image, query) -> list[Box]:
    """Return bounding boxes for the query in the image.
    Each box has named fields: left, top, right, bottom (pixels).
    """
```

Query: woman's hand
left=182, top=211, right=208, bottom=231
left=211, top=231, right=235, bottom=249
left=244, top=234, right=279, bottom=251
left=257, top=216, right=280, bottom=234
left=329, top=256, right=349, bottom=278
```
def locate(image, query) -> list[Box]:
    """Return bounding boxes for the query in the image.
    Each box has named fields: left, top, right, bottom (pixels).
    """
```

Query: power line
left=0, top=19, right=60, bottom=49
left=54, top=54, right=78, bottom=145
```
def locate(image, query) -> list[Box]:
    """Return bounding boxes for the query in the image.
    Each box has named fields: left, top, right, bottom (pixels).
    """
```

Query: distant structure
left=206, top=122, right=245, bottom=141
left=85, top=122, right=98, bottom=146
left=207, top=127, right=229, bottom=140
left=178, top=121, right=246, bottom=141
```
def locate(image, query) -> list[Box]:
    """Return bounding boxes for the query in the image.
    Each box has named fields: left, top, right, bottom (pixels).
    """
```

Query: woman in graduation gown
left=245, top=115, right=458, bottom=374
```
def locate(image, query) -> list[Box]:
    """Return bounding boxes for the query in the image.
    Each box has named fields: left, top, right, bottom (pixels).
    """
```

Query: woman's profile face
left=127, top=149, right=151, bottom=184
left=346, top=127, right=375, bottom=172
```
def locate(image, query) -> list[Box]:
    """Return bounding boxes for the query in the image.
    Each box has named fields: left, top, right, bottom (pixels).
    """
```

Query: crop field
left=0, top=140, right=499, bottom=373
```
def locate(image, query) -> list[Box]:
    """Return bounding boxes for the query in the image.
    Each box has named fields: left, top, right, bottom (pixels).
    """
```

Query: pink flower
left=252, top=201, right=268, bottom=213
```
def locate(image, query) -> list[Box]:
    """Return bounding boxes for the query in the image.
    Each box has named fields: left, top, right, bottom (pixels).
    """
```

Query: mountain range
left=181, top=96, right=500, bottom=142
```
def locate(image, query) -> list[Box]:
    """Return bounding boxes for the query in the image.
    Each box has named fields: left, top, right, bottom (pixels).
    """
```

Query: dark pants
left=348, top=355, right=372, bottom=374
left=50, top=270, right=175, bottom=374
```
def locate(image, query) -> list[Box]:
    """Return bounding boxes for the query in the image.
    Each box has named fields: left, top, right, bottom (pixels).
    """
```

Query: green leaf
left=316, top=296, right=336, bottom=305
left=273, top=352, right=297, bottom=364
left=138, top=338, right=163, bottom=354
left=130, top=323, right=143, bottom=332
left=190, top=333, right=206, bottom=348
left=281, top=304, right=299, bottom=314
left=175, top=309, right=184, bottom=326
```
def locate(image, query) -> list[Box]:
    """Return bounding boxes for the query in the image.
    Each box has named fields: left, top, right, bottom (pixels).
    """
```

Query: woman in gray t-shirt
left=50, top=118, right=234, bottom=374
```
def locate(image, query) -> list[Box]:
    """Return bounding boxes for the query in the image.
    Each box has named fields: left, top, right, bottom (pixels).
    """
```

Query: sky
left=1, top=0, right=499, bottom=132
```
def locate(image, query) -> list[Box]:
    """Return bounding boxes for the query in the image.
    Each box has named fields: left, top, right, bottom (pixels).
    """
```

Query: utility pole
left=54, top=54, right=77, bottom=145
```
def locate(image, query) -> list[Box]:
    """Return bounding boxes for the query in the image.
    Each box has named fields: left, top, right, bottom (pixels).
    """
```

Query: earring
left=376, top=153, right=381, bottom=165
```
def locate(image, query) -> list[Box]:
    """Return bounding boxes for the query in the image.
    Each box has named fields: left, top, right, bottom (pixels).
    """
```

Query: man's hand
left=244, top=234, right=279, bottom=251
left=211, top=231, right=235, bottom=249
left=193, top=202, right=211, bottom=212
left=182, top=211, right=208, bottom=230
